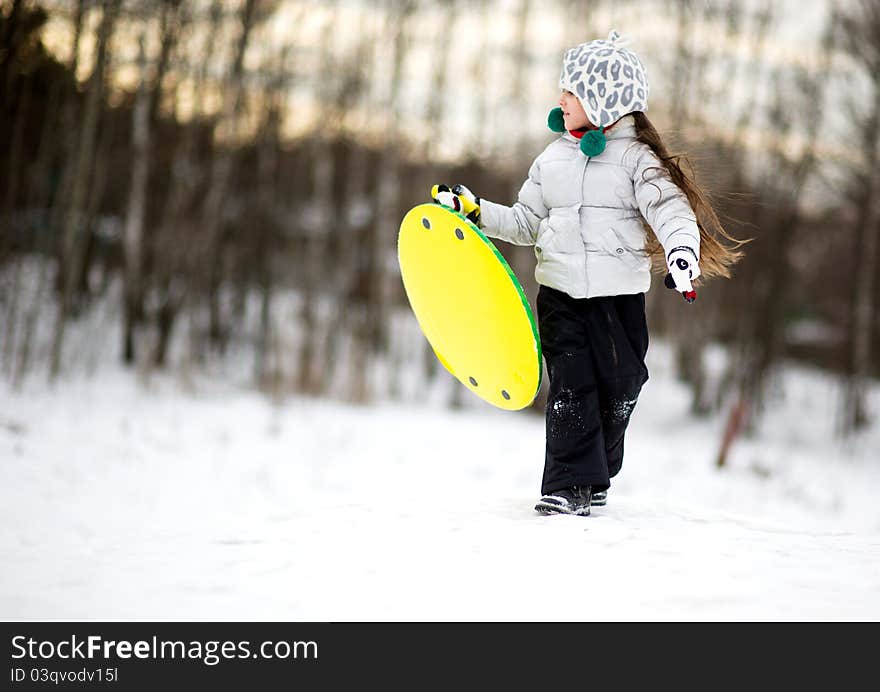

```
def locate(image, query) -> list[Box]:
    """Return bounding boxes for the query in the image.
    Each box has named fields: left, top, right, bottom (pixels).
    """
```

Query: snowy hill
left=2, top=343, right=879, bottom=621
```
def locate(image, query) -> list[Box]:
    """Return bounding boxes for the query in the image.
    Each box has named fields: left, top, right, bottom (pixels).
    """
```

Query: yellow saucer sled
left=398, top=203, right=542, bottom=410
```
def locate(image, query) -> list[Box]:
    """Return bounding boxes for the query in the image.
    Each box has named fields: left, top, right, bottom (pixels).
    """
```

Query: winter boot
left=534, top=485, right=592, bottom=516
left=591, top=489, right=607, bottom=506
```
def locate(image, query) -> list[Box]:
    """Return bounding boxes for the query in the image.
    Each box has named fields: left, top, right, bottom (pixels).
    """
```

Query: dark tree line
left=0, top=0, right=878, bottom=445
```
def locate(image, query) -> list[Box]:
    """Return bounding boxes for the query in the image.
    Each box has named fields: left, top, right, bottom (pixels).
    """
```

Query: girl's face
left=559, top=90, right=592, bottom=130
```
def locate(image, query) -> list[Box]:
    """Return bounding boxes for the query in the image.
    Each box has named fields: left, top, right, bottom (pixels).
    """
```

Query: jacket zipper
left=580, top=155, right=591, bottom=297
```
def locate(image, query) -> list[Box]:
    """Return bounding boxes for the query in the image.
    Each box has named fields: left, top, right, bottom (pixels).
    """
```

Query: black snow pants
left=537, top=285, right=649, bottom=495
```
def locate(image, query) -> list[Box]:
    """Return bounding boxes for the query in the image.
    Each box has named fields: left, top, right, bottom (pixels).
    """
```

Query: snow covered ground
left=2, top=343, right=879, bottom=621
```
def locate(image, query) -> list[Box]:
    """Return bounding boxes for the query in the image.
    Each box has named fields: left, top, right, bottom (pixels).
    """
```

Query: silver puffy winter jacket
left=480, top=114, right=700, bottom=299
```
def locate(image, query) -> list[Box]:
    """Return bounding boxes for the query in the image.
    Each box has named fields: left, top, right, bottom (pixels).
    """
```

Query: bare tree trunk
left=422, top=0, right=454, bottom=162
left=844, top=196, right=879, bottom=431
left=296, top=3, right=340, bottom=396
left=842, top=87, right=880, bottom=433
left=254, top=43, right=287, bottom=388
left=11, top=10, right=76, bottom=386
left=50, top=0, right=121, bottom=380
left=151, top=0, right=215, bottom=368
left=80, top=95, right=117, bottom=298
left=366, top=0, right=416, bottom=400
left=48, top=0, right=88, bottom=279
left=122, top=2, right=183, bottom=366
left=509, top=0, right=531, bottom=171
left=26, top=47, right=64, bottom=217
left=301, top=19, right=336, bottom=396
left=122, top=32, right=151, bottom=365
left=148, top=0, right=182, bottom=124
left=201, top=0, right=258, bottom=352
left=839, top=1, right=880, bottom=434
left=0, top=0, right=25, bottom=98
left=1, top=75, right=32, bottom=377
left=669, top=0, right=693, bottom=129
left=338, top=9, right=379, bottom=403
left=468, top=0, right=493, bottom=159
left=2, top=72, right=31, bottom=249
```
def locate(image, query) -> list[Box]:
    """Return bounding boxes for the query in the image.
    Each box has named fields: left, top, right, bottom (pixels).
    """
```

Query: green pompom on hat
left=580, top=127, right=606, bottom=157
left=547, top=107, right=565, bottom=133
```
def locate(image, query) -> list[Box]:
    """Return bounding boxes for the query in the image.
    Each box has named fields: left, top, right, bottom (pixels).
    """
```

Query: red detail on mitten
left=683, top=290, right=697, bottom=303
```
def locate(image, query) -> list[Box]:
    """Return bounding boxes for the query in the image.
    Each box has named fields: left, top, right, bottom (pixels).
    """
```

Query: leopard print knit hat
left=549, top=30, right=649, bottom=156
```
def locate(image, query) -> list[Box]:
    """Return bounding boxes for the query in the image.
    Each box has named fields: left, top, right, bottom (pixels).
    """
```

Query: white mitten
left=430, top=184, right=482, bottom=226
left=665, top=247, right=700, bottom=303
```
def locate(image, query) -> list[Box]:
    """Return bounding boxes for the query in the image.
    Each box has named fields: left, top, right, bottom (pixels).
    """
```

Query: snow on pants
left=537, top=285, right=649, bottom=495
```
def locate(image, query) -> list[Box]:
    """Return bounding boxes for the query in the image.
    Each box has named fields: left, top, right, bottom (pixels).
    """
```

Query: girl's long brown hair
left=630, top=111, right=747, bottom=279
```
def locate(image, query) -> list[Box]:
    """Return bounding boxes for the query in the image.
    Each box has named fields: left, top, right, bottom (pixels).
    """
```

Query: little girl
left=432, top=30, right=742, bottom=516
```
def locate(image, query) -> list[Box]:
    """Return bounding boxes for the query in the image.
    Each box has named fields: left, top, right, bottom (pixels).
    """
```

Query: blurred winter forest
left=1, top=0, right=879, bottom=448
